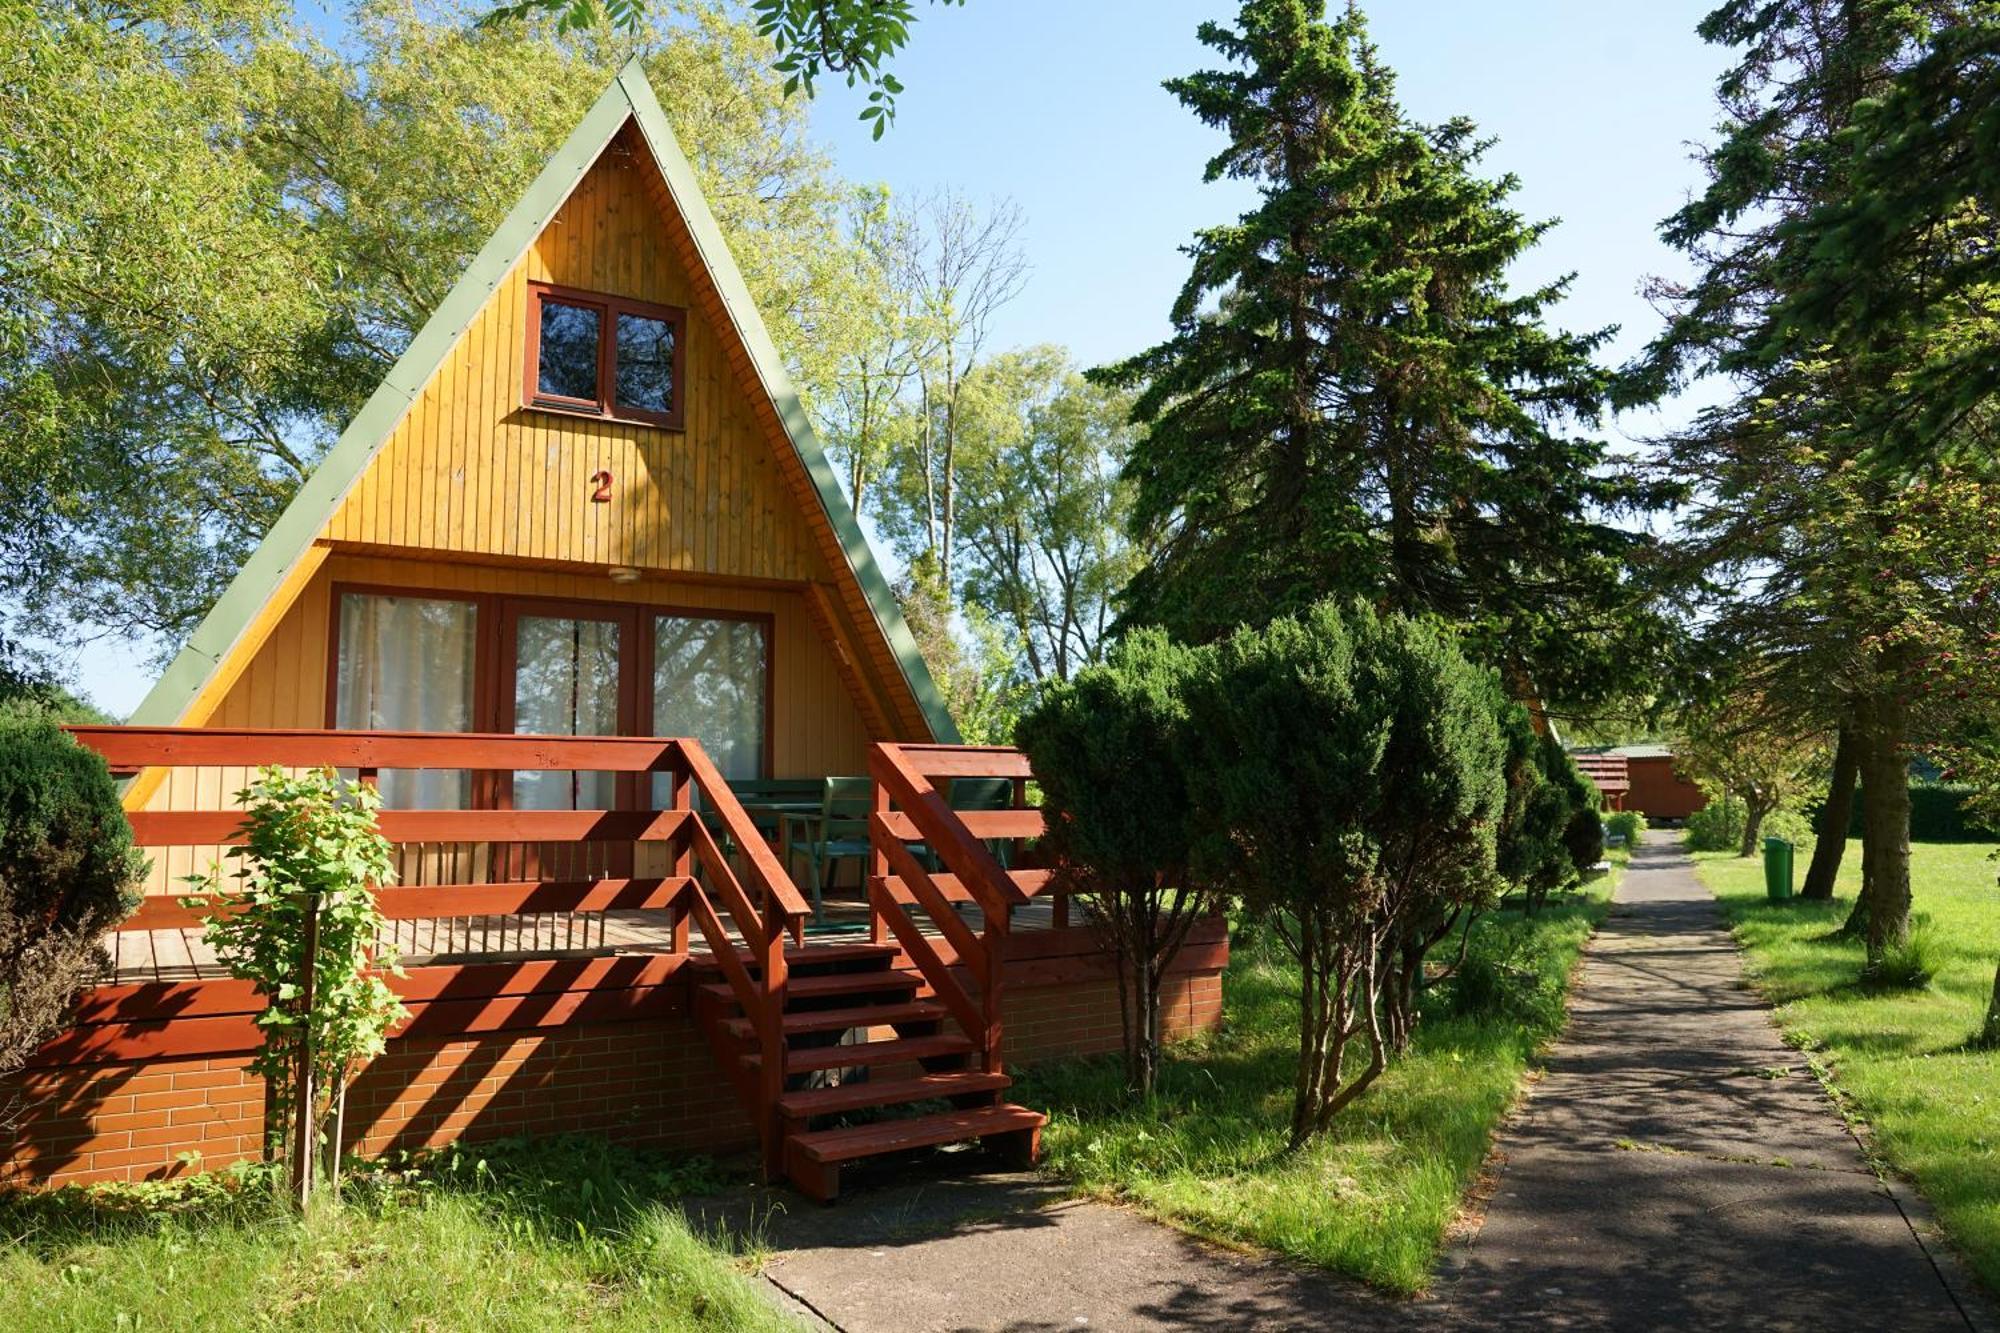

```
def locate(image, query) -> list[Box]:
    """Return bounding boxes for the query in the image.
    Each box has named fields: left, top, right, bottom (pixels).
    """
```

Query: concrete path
left=1428, top=834, right=1978, bottom=1331
left=733, top=835, right=1980, bottom=1331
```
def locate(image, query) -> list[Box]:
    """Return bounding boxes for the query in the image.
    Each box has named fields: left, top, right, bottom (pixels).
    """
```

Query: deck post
left=758, top=898, right=789, bottom=1181
left=669, top=754, right=692, bottom=956
left=869, top=779, right=891, bottom=946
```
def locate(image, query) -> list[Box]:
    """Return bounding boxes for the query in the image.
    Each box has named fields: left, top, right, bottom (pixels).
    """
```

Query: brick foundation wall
left=4, top=950, right=1226, bottom=1188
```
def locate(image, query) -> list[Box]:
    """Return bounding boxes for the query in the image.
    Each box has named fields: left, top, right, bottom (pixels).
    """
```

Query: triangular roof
left=130, top=59, right=956, bottom=742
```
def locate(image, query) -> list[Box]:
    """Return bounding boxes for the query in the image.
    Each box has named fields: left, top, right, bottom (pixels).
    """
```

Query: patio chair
left=781, top=776, right=874, bottom=921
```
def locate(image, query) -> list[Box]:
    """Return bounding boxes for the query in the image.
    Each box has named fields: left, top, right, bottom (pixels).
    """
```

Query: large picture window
left=330, top=588, right=772, bottom=812
left=334, top=593, right=477, bottom=808
left=654, top=615, right=768, bottom=783
left=524, top=282, right=685, bottom=429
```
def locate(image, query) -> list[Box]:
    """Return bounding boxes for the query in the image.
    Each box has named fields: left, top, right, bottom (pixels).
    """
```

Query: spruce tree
left=1102, top=0, right=1658, bottom=714
left=1631, top=0, right=1964, bottom=963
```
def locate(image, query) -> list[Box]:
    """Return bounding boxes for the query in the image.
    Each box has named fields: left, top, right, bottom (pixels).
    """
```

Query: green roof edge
left=614, top=63, right=956, bottom=742
left=132, top=59, right=957, bottom=744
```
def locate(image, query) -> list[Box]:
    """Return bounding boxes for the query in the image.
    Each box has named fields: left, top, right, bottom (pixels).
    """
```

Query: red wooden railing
left=67, top=726, right=812, bottom=1167
left=865, top=743, right=1055, bottom=1077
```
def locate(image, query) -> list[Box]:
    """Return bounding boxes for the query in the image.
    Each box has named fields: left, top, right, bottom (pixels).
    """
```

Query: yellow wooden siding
left=327, top=129, right=817, bottom=585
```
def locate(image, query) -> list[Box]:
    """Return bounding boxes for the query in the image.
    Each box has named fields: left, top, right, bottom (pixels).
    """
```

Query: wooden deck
left=104, top=898, right=1060, bottom=985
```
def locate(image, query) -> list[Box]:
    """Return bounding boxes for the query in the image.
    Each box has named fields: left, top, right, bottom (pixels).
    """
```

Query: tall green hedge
left=1812, top=783, right=1997, bottom=843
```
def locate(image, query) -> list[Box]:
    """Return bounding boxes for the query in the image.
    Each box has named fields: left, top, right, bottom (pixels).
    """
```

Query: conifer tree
left=1630, top=0, right=1966, bottom=963
left=1101, top=0, right=1659, bottom=714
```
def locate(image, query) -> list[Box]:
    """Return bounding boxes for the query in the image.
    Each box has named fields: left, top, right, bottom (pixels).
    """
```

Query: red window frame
left=523, top=281, right=687, bottom=430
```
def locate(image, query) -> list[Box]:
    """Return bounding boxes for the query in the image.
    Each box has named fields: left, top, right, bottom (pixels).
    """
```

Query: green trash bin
left=1763, top=836, right=1795, bottom=901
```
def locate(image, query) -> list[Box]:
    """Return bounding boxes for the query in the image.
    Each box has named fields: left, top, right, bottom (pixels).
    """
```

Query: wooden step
left=770, top=1033, right=975, bottom=1075
left=788, top=1103, right=1045, bottom=1165
left=724, top=1000, right=946, bottom=1040
left=699, top=969, right=922, bottom=1008
left=777, top=1070, right=1011, bottom=1119
left=783, top=1104, right=1046, bottom=1200
left=693, top=942, right=900, bottom=972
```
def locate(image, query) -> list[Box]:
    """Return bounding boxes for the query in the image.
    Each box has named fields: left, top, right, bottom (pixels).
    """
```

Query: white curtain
left=335, top=594, right=477, bottom=808
left=654, top=616, right=767, bottom=785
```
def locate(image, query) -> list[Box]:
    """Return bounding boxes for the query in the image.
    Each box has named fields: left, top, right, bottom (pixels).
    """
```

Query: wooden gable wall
left=176, top=122, right=928, bottom=776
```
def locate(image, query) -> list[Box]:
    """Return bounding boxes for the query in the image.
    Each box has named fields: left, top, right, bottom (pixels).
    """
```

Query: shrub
left=0, top=717, right=142, bottom=1078
left=1542, top=738, right=1604, bottom=880
left=1604, top=810, right=1647, bottom=845
left=191, top=767, right=403, bottom=1204
left=1015, top=629, right=1218, bottom=1098
left=1180, top=602, right=1504, bottom=1144
left=1493, top=701, right=1571, bottom=906
left=1687, top=796, right=1812, bottom=853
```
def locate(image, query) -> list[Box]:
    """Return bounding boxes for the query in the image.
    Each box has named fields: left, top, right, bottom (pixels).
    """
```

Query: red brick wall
left=4, top=959, right=1226, bottom=1188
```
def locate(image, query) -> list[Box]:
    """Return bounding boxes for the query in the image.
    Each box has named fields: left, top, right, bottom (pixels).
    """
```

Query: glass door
left=501, top=603, right=636, bottom=811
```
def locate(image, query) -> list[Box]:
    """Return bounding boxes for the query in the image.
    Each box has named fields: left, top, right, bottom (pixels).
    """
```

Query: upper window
left=525, top=283, right=685, bottom=429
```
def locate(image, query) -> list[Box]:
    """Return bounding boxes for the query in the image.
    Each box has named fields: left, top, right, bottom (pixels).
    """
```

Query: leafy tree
left=1675, top=701, right=1826, bottom=858
left=487, top=0, right=969, bottom=134
left=1, top=0, right=887, bottom=660
left=190, top=767, right=403, bottom=1206
left=1014, top=630, right=1217, bottom=1097
left=1181, top=601, right=1503, bottom=1143
left=892, top=552, right=1025, bottom=744
left=874, top=189, right=1028, bottom=588
left=1102, top=0, right=1660, bottom=715
left=950, top=347, right=1142, bottom=684
left=0, top=718, right=143, bottom=1084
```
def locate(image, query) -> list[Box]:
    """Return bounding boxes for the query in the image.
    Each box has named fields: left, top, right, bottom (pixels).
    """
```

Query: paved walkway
left=1427, top=834, right=1977, bottom=1331
left=734, top=836, right=1980, bottom=1331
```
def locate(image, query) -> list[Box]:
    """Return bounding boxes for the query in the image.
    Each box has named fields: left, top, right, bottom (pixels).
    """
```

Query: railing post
left=869, top=777, right=891, bottom=947
left=758, top=899, right=788, bottom=1181
left=983, top=886, right=1007, bottom=1076
left=669, top=750, right=692, bottom=956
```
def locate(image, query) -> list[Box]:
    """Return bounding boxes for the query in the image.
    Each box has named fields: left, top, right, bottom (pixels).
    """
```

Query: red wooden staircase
left=686, top=743, right=1055, bottom=1202
left=691, top=940, right=1042, bottom=1202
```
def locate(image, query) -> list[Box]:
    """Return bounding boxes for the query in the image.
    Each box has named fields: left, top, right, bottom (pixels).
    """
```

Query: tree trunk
left=1855, top=694, right=1912, bottom=969
left=1738, top=796, right=1773, bottom=859
left=1803, top=723, right=1859, bottom=900
left=1981, top=963, right=2000, bottom=1049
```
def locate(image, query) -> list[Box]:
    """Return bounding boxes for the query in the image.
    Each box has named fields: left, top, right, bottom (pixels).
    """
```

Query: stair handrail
left=868, top=743, right=1031, bottom=917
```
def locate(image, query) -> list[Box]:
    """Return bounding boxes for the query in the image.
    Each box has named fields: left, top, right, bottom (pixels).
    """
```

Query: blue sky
left=71, top=0, right=1731, bottom=717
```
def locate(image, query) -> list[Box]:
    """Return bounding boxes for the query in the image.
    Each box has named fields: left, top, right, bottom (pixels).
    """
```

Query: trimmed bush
left=1014, top=629, right=1217, bottom=1098
left=1180, top=601, right=1505, bottom=1143
left=0, top=717, right=143, bottom=1075
left=1604, top=810, right=1647, bottom=845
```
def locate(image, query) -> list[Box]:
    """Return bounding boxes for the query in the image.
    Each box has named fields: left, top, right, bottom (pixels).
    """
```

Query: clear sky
left=69, top=0, right=1733, bottom=718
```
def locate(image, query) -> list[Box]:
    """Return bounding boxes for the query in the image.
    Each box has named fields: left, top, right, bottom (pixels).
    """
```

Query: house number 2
left=589, top=470, right=613, bottom=503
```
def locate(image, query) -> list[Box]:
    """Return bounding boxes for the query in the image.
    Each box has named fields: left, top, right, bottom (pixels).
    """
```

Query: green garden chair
left=781, top=776, right=874, bottom=921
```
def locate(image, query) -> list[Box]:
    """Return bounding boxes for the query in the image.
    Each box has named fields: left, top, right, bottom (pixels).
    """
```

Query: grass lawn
left=1698, top=838, right=2000, bottom=1293
left=1013, top=860, right=1621, bottom=1295
left=0, top=1136, right=795, bottom=1332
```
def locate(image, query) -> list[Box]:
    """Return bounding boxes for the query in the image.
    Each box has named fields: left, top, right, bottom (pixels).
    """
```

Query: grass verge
left=1013, top=858, right=1620, bottom=1294
left=1698, top=838, right=2000, bottom=1293
left=0, top=1135, right=796, bottom=1332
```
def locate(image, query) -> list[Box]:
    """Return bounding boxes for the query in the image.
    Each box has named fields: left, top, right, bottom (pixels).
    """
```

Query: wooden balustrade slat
left=871, top=815, right=985, bottom=969
left=681, top=817, right=768, bottom=955
left=674, top=739, right=810, bottom=922
left=894, top=746, right=1036, bottom=779
left=126, top=807, right=692, bottom=848
left=114, top=877, right=692, bottom=932
left=865, top=880, right=986, bottom=1041
left=872, top=807, right=1046, bottom=843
